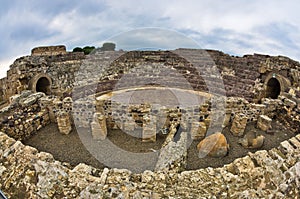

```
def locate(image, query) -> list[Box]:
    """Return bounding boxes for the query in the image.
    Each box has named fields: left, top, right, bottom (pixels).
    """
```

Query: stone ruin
left=31, top=45, right=67, bottom=56
left=0, top=45, right=299, bottom=198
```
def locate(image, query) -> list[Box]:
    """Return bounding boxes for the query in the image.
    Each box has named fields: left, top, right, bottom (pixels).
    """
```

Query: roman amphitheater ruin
left=0, top=45, right=299, bottom=198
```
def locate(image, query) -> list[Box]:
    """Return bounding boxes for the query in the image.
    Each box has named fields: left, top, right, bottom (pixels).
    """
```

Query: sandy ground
left=23, top=120, right=295, bottom=171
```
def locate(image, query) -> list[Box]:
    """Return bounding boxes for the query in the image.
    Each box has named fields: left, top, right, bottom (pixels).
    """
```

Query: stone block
left=283, top=98, right=297, bottom=109
left=289, top=137, right=300, bottom=149
left=142, top=126, right=156, bottom=142
left=238, top=131, right=264, bottom=149
left=222, top=110, right=232, bottom=127
left=257, top=115, right=272, bottom=131
left=190, top=122, right=207, bottom=140
left=142, top=115, right=156, bottom=142
left=57, top=115, right=72, bottom=135
left=204, top=117, right=211, bottom=128
left=230, top=113, right=247, bottom=137
left=200, top=104, right=209, bottom=113
left=91, top=113, right=107, bottom=140
left=91, top=122, right=107, bottom=140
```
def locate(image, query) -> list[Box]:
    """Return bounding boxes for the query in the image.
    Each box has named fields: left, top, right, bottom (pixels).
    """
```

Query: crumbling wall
left=0, top=130, right=299, bottom=198
left=1, top=51, right=85, bottom=101
left=0, top=91, right=50, bottom=140
left=72, top=49, right=300, bottom=104
left=2, top=47, right=300, bottom=104
left=207, top=51, right=300, bottom=102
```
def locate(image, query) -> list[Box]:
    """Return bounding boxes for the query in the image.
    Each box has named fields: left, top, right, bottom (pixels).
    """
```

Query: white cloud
left=0, top=58, right=15, bottom=79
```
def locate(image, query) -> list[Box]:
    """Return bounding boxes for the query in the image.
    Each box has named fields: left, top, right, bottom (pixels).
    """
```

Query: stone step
left=288, top=137, right=300, bottom=150
left=295, top=134, right=300, bottom=142
left=279, top=140, right=296, bottom=155
left=267, top=148, right=289, bottom=171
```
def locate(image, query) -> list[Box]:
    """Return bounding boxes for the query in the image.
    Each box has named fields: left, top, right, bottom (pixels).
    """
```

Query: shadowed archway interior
left=36, top=77, right=51, bottom=95
left=266, top=78, right=281, bottom=99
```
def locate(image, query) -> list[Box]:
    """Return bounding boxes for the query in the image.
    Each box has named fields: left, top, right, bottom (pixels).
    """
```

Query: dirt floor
left=187, top=120, right=295, bottom=170
left=23, top=120, right=296, bottom=171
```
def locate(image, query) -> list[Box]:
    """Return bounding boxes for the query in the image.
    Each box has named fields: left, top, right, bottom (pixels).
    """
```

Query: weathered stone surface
left=31, top=45, right=67, bottom=56
left=123, top=121, right=135, bottom=132
left=197, top=132, right=229, bottom=158
left=283, top=98, right=297, bottom=109
left=230, top=113, right=247, bottom=137
left=91, top=113, right=107, bottom=140
left=239, top=131, right=265, bottom=149
left=142, top=115, right=156, bottom=142
left=57, top=114, right=72, bottom=134
left=257, top=114, right=272, bottom=131
left=190, top=121, right=207, bottom=140
left=155, top=131, right=187, bottom=172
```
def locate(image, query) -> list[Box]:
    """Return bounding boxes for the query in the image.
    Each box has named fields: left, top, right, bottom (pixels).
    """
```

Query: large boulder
left=197, top=132, right=229, bottom=158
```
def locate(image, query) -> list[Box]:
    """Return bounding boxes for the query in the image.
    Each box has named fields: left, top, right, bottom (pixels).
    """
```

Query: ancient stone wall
left=0, top=90, right=78, bottom=140
left=1, top=46, right=300, bottom=105
left=0, top=91, right=50, bottom=140
left=71, top=49, right=300, bottom=104
left=0, top=51, right=85, bottom=102
left=207, top=51, right=300, bottom=102
left=31, top=45, right=67, bottom=56
left=0, top=130, right=299, bottom=198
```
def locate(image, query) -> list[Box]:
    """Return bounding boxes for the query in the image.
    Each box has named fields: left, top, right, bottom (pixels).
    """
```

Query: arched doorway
left=266, top=78, right=281, bottom=99
left=29, top=74, right=52, bottom=95
left=36, top=77, right=51, bottom=95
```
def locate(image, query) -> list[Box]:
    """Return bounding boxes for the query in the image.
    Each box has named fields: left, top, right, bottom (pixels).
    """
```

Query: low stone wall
left=0, top=131, right=299, bottom=198
left=73, top=96, right=95, bottom=128
left=0, top=91, right=50, bottom=140
left=0, top=91, right=79, bottom=140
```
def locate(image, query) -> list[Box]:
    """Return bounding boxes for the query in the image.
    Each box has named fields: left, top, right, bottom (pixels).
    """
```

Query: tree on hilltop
left=72, top=46, right=96, bottom=55
left=72, top=42, right=116, bottom=54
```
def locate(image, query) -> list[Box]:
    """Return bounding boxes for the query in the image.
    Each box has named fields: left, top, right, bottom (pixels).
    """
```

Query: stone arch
left=29, top=74, right=52, bottom=95
left=266, top=78, right=281, bottom=99
left=263, top=73, right=291, bottom=99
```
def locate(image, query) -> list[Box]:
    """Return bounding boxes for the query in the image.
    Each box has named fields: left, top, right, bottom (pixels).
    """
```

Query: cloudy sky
left=1, top=0, right=300, bottom=78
